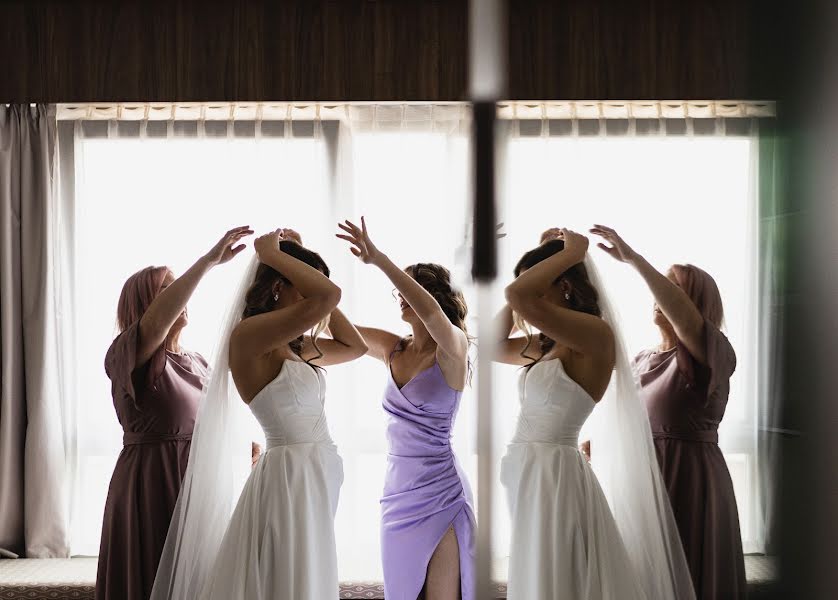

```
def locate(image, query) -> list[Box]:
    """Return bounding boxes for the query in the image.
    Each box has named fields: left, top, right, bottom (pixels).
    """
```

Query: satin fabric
left=381, top=360, right=476, bottom=600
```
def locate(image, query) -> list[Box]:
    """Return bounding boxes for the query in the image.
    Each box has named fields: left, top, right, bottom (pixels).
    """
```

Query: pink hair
left=116, top=266, right=170, bottom=332
left=671, top=264, right=724, bottom=328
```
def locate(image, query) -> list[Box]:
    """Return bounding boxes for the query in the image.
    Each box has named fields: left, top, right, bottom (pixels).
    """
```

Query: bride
left=495, top=227, right=695, bottom=599
left=150, top=228, right=367, bottom=599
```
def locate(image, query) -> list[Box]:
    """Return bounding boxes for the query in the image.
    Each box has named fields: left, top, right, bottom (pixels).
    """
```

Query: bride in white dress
left=150, top=228, right=367, bottom=600
left=496, top=228, right=695, bottom=600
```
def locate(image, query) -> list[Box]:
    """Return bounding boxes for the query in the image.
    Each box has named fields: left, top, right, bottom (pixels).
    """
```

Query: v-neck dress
left=380, top=348, right=476, bottom=600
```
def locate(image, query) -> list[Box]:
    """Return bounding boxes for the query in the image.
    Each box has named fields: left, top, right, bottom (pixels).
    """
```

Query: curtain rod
left=55, top=100, right=776, bottom=121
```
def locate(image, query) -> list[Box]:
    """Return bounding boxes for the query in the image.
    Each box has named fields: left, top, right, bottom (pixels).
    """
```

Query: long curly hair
left=397, top=262, right=473, bottom=383
left=512, top=239, right=602, bottom=363
left=241, top=240, right=331, bottom=364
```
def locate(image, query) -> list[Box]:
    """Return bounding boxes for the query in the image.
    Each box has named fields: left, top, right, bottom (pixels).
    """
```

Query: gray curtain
left=0, top=104, right=69, bottom=557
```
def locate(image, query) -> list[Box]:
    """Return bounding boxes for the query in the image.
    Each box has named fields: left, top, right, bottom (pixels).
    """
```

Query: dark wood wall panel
left=0, top=0, right=781, bottom=102
left=507, top=0, right=766, bottom=100
left=0, top=0, right=469, bottom=102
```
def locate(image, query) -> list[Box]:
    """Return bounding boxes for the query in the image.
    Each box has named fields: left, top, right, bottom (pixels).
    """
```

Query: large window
left=67, top=123, right=475, bottom=582
left=70, top=134, right=332, bottom=554
left=491, top=133, right=760, bottom=578
left=63, top=112, right=762, bottom=584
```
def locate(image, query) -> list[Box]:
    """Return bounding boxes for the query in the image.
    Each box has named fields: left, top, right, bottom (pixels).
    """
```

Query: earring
left=273, top=293, right=279, bottom=301
left=564, top=292, right=571, bottom=300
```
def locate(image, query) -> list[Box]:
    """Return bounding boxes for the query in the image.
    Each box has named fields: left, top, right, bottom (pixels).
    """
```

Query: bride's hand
left=253, top=229, right=283, bottom=262
left=558, top=228, right=589, bottom=262
left=202, top=226, right=253, bottom=266
left=589, top=224, right=638, bottom=264
left=580, top=440, right=591, bottom=463
left=336, top=216, right=382, bottom=265
left=540, top=227, right=562, bottom=244
left=280, top=228, right=302, bottom=245
left=251, top=442, right=262, bottom=468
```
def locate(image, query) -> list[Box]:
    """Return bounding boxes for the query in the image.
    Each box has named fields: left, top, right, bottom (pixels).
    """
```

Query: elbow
left=355, top=341, right=370, bottom=359
left=504, top=284, right=524, bottom=309
left=325, top=286, right=342, bottom=310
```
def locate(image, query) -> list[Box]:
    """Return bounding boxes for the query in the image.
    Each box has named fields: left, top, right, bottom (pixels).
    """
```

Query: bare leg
left=419, top=526, right=461, bottom=600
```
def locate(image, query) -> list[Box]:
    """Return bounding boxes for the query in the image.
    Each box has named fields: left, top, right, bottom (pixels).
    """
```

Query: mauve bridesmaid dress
left=95, top=321, right=208, bottom=600
left=381, top=345, right=476, bottom=600
left=634, top=318, right=746, bottom=600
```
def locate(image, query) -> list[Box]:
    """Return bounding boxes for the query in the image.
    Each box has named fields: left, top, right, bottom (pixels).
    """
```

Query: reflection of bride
left=495, top=228, right=695, bottom=599
left=151, top=229, right=367, bottom=599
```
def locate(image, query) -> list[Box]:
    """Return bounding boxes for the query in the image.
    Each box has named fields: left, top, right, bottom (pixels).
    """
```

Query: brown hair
left=398, top=262, right=473, bottom=382
left=116, top=266, right=170, bottom=332
left=241, top=240, right=331, bottom=364
left=512, top=239, right=601, bottom=362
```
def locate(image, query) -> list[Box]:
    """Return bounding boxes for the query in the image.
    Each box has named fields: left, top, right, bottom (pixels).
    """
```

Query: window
left=70, top=134, right=332, bottom=554
left=492, top=134, right=760, bottom=578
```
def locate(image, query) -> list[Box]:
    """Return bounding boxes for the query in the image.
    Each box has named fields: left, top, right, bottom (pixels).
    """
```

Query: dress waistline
left=123, top=432, right=192, bottom=446
left=652, top=430, right=719, bottom=443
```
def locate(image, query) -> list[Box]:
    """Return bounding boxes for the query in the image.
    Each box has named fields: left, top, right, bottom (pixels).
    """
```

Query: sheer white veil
left=150, top=254, right=260, bottom=600
left=582, top=255, right=696, bottom=600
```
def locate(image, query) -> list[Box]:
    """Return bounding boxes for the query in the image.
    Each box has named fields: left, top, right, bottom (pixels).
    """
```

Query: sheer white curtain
left=58, top=108, right=336, bottom=556
left=56, top=104, right=474, bottom=584
left=55, top=101, right=771, bottom=585
left=490, top=104, right=771, bottom=581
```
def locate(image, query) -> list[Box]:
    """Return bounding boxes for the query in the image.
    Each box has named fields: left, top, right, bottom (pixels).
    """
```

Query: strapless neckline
left=525, top=357, right=597, bottom=405
left=249, top=359, right=315, bottom=406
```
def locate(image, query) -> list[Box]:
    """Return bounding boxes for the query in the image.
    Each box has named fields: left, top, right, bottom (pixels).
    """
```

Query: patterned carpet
left=0, top=556, right=775, bottom=599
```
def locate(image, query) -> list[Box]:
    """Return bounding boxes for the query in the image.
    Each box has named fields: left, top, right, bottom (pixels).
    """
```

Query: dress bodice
left=382, top=361, right=463, bottom=458
left=248, top=359, right=333, bottom=448
left=511, top=358, right=595, bottom=447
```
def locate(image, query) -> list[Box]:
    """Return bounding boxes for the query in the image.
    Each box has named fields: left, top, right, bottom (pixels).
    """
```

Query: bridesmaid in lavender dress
left=591, top=225, right=746, bottom=600
left=337, top=217, right=476, bottom=600
left=96, top=227, right=252, bottom=600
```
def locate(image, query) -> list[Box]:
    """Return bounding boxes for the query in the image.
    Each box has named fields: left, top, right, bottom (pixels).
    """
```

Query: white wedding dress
left=200, top=358, right=344, bottom=599
left=501, top=358, right=644, bottom=599
left=151, top=256, right=346, bottom=600
left=499, top=257, right=695, bottom=600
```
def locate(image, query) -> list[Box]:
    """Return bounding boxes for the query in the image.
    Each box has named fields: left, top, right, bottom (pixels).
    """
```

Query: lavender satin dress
left=381, top=354, right=476, bottom=600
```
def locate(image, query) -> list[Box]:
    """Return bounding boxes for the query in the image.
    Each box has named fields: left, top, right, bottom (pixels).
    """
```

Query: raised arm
left=590, top=224, right=707, bottom=363
left=231, top=230, right=341, bottom=361
left=302, top=307, right=369, bottom=366
left=505, top=229, right=613, bottom=358
left=137, top=226, right=252, bottom=365
left=493, top=303, right=539, bottom=365
left=355, top=326, right=402, bottom=363
left=336, top=217, right=468, bottom=361
left=273, top=228, right=368, bottom=366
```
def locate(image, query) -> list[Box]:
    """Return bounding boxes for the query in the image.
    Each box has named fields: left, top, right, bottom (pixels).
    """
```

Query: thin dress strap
left=388, top=338, right=405, bottom=366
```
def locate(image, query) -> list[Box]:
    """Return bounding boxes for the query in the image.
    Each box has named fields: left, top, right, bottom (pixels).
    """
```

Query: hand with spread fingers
left=203, top=226, right=254, bottom=266
left=589, top=224, right=639, bottom=264
left=335, top=216, right=382, bottom=265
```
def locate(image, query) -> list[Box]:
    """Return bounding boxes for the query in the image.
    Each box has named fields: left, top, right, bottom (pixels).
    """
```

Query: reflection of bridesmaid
left=96, top=227, right=252, bottom=600
left=591, top=225, right=746, bottom=600
left=337, top=217, right=476, bottom=600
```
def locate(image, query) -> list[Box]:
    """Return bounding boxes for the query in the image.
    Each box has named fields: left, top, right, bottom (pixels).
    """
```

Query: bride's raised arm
left=230, top=229, right=341, bottom=362
left=504, top=228, right=613, bottom=361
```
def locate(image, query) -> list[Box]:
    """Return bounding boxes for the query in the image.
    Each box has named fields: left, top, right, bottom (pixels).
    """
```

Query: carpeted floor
left=0, top=555, right=776, bottom=599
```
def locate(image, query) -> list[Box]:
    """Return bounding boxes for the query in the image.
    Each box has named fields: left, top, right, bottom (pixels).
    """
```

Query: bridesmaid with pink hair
left=96, top=226, right=252, bottom=600
left=590, top=224, right=746, bottom=600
